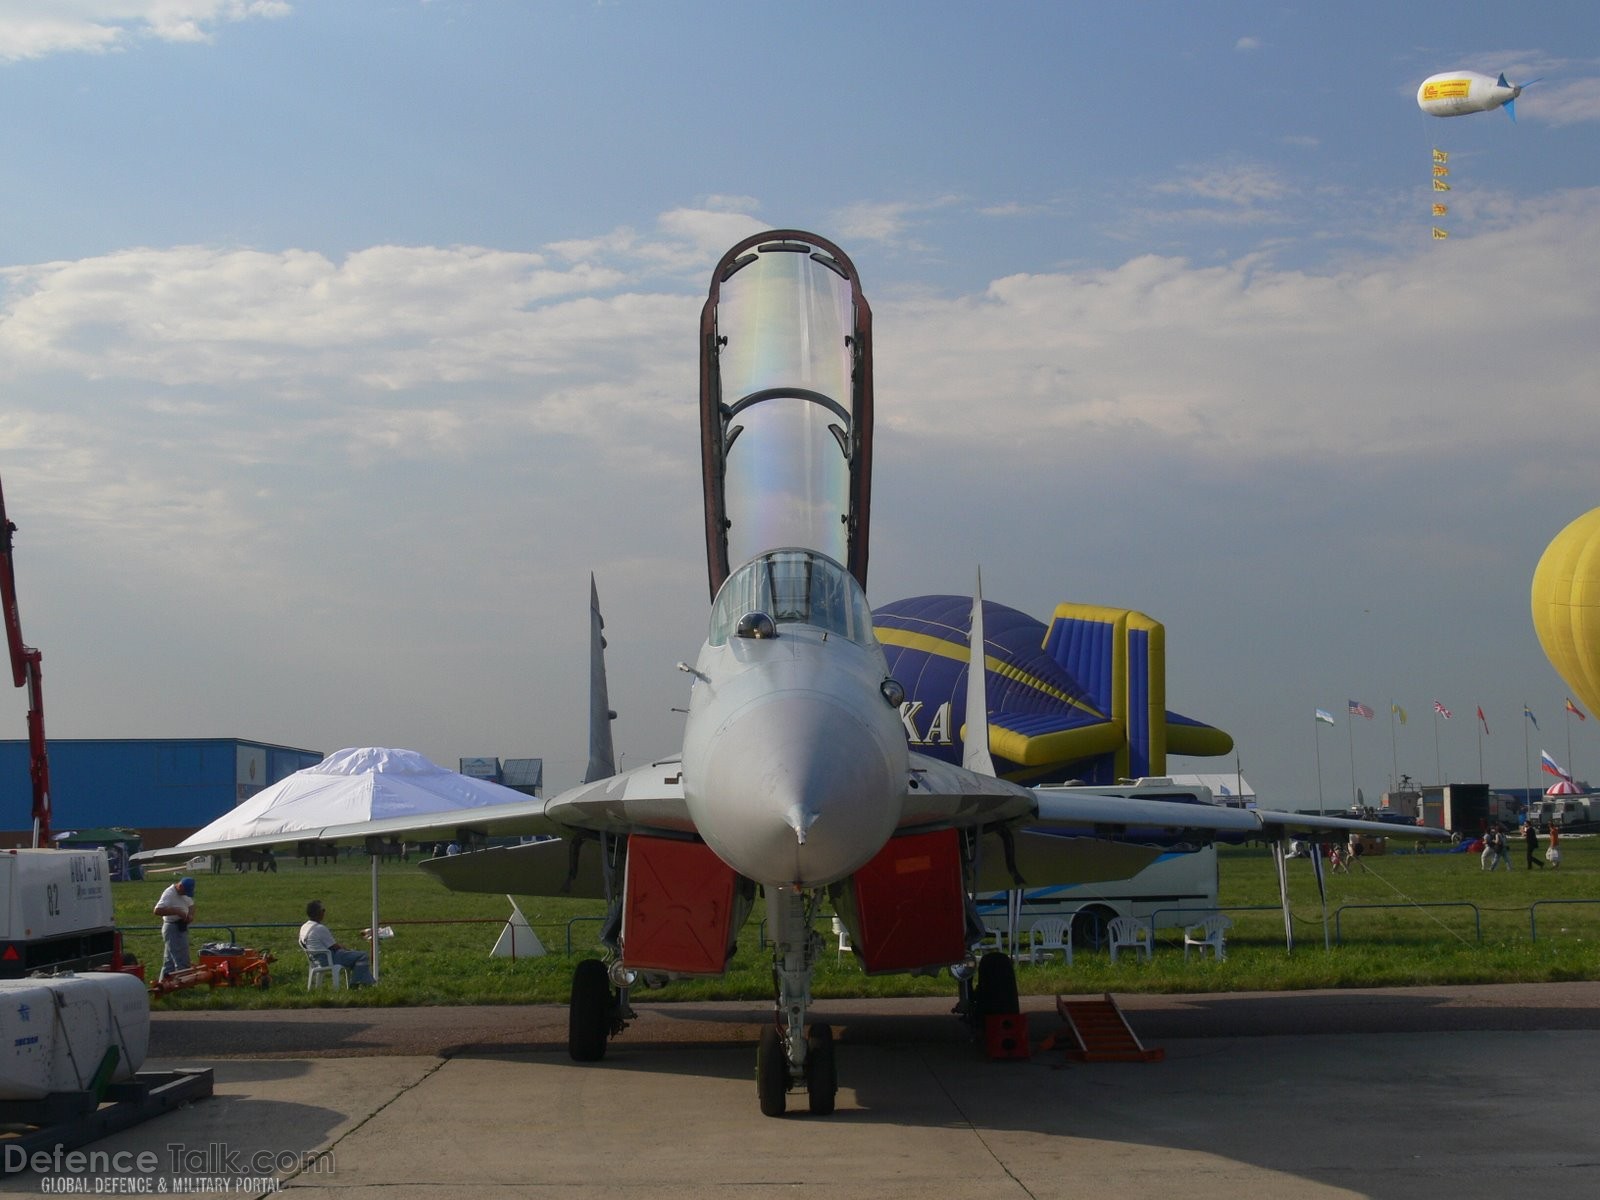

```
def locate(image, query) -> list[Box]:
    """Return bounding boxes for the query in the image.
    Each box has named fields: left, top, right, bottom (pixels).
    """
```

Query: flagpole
left=1390, top=703, right=1400, bottom=795
left=1314, top=717, right=1325, bottom=815
left=1524, top=707, right=1531, bottom=810
left=1477, top=714, right=1484, bottom=785
left=1433, top=708, right=1442, bottom=783
left=1567, top=706, right=1574, bottom=774
left=1347, top=714, right=1357, bottom=809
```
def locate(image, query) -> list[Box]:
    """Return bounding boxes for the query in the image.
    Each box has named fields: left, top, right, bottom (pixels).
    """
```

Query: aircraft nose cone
left=690, top=692, right=902, bottom=887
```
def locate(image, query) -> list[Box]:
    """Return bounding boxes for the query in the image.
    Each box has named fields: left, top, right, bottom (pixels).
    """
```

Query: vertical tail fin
left=584, top=574, right=617, bottom=782
left=962, top=570, right=996, bottom=776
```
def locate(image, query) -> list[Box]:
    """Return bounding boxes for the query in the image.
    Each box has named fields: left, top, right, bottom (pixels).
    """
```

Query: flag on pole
left=1477, top=705, right=1489, bottom=735
left=1391, top=702, right=1408, bottom=725
left=1541, top=750, right=1573, bottom=781
left=1315, top=708, right=1335, bottom=726
left=1431, top=227, right=1450, bottom=239
left=1566, top=698, right=1588, bottom=721
left=1432, top=203, right=1448, bottom=217
left=1525, top=705, right=1539, bottom=730
left=1348, top=700, right=1375, bottom=719
left=1433, top=179, right=1451, bottom=192
left=1433, top=165, right=1450, bottom=177
left=1434, top=701, right=1452, bottom=719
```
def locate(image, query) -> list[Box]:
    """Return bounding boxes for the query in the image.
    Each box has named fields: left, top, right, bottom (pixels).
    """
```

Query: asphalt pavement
left=6, top=983, right=1598, bottom=1198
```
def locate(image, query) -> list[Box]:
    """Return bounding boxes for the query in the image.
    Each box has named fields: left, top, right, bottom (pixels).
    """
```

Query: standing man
left=299, top=900, right=375, bottom=987
left=1524, top=819, right=1545, bottom=869
left=153, top=876, right=196, bottom=979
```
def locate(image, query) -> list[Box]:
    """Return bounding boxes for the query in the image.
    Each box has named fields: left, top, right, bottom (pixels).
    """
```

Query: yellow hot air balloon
left=1531, top=507, right=1600, bottom=719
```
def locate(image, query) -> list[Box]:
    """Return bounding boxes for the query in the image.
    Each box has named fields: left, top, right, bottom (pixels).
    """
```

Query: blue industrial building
left=0, top=738, right=322, bottom=847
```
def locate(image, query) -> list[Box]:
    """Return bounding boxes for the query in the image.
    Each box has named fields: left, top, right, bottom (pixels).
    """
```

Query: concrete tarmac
left=8, top=984, right=1600, bottom=1198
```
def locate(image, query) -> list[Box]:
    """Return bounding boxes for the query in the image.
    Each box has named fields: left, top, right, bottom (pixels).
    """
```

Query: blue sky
left=1, top=1, right=1598, bottom=816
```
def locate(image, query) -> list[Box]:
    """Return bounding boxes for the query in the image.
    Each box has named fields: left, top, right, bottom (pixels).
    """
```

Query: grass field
left=125, top=834, right=1600, bottom=1010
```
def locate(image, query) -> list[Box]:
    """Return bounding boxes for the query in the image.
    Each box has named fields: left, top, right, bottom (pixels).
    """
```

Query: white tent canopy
left=152, top=747, right=549, bottom=982
left=184, top=746, right=537, bottom=845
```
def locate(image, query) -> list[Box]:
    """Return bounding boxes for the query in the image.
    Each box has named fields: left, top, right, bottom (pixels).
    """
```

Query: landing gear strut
left=755, top=887, right=837, bottom=1117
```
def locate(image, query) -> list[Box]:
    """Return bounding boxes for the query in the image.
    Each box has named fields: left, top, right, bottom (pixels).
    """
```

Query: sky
left=2, top=1, right=1599, bottom=819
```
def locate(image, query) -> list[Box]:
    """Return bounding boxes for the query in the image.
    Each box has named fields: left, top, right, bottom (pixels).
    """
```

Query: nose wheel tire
left=568, top=959, right=612, bottom=1062
left=757, top=1024, right=788, bottom=1117
left=805, top=1023, right=836, bottom=1115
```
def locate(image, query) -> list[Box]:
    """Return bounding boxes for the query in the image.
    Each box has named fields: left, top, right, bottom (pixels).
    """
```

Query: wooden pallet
left=0, top=1070, right=214, bottom=1169
left=1049, top=994, right=1164, bottom=1062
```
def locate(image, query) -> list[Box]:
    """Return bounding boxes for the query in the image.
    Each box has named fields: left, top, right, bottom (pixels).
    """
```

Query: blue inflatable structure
left=874, top=596, right=1232, bottom=786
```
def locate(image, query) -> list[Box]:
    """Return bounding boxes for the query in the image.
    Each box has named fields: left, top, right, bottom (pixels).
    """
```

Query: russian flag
left=1540, top=750, right=1573, bottom=782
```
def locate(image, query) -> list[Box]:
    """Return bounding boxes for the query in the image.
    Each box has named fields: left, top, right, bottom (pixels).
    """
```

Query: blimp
left=1417, top=71, right=1535, bottom=121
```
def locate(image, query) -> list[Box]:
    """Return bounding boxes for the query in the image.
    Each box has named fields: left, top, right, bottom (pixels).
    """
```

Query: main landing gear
left=956, top=949, right=1020, bottom=1036
left=567, top=958, right=633, bottom=1062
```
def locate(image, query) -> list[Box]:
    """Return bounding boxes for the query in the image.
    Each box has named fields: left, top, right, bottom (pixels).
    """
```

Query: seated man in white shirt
left=298, top=899, right=376, bottom=987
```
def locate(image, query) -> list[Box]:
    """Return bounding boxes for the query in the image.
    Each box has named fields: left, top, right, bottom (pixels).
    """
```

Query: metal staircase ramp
left=1054, top=993, right=1164, bottom=1062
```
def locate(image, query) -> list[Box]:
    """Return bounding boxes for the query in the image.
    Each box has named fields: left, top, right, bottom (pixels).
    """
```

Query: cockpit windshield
left=709, top=549, right=875, bottom=646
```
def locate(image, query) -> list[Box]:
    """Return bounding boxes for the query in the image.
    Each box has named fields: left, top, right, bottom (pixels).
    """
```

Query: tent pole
left=1274, top=838, right=1294, bottom=953
left=370, top=844, right=381, bottom=982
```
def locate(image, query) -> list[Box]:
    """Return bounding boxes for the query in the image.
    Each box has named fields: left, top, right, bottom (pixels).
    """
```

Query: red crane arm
left=0, top=476, right=51, bottom=846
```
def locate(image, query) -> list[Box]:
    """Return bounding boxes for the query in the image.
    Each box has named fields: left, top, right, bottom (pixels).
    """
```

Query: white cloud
left=0, top=1, right=289, bottom=62
left=1154, top=163, right=1289, bottom=207
left=1235, top=36, right=1261, bottom=52
left=872, top=189, right=1600, bottom=468
left=2, top=196, right=1597, bottom=790
left=1531, top=77, right=1600, bottom=126
left=830, top=197, right=961, bottom=246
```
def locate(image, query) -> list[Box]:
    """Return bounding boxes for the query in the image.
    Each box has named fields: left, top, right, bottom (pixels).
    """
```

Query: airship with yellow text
left=1417, top=71, right=1537, bottom=122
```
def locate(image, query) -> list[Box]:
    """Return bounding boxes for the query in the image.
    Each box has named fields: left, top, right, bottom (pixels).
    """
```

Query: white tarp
left=181, top=747, right=534, bottom=845
left=490, top=896, right=544, bottom=958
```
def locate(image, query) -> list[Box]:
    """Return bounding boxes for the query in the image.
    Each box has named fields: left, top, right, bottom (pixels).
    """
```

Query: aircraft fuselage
left=682, top=548, right=907, bottom=889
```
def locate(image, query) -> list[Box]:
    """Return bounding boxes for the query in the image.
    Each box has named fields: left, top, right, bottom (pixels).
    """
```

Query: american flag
left=1348, top=700, right=1374, bottom=719
left=1433, top=701, right=1452, bottom=719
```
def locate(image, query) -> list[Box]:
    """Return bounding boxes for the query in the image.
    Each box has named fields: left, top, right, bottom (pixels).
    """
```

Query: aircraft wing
left=1022, top=790, right=1453, bottom=844
left=898, top=750, right=1038, bottom=828
left=1253, top=810, right=1453, bottom=842
left=131, top=794, right=566, bottom=863
left=131, top=755, right=698, bottom=866
left=419, top=836, right=609, bottom=899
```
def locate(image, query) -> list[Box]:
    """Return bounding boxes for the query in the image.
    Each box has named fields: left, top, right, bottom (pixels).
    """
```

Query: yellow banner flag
left=1433, top=165, right=1450, bottom=177
left=1432, top=203, right=1448, bottom=216
left=1432, top=227, right=1450, bottom=240
left=1434, top=179, right=1451, bottom=192
left=1433, top=148, right=1449, bottom=164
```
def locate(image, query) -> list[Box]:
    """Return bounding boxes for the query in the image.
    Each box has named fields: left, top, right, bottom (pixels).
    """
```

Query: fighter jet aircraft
left=137, top=230, right=1448, bottom=1117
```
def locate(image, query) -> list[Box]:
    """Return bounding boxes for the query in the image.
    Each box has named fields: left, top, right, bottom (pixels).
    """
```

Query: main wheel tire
left=805, top=1023, right=837, bottom=1116
left=974, top=950, right=1019, bottom=1017
left=1071, top=905, right=1117, bottom=951
left=568, top=959, right=612, bottom=1062
left=757, top=1024, right=788, bottom=1117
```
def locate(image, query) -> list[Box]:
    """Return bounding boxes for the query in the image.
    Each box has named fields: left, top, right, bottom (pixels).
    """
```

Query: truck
left=0, top=848, right=117, bottom=978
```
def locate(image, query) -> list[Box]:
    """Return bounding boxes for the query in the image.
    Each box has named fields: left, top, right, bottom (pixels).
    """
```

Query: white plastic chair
left=1183, top=914, right=1232, bottom=962
left=1107, top=916, right=1152, bottom=963
left=1027, top=916, right=1073, bottom=965
left=831, top=916, right=852, bottom=959
left=303, top=944, right=347, bottom=990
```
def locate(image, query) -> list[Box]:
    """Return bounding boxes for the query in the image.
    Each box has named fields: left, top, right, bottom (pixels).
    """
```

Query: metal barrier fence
left=1332, top=901, right=1482, bottom=945
left=128, top=894, right=1600, bottom=963
left=1529, top=898, right=1600, bottom=942
left=121, top=916, right=544, bottom=960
